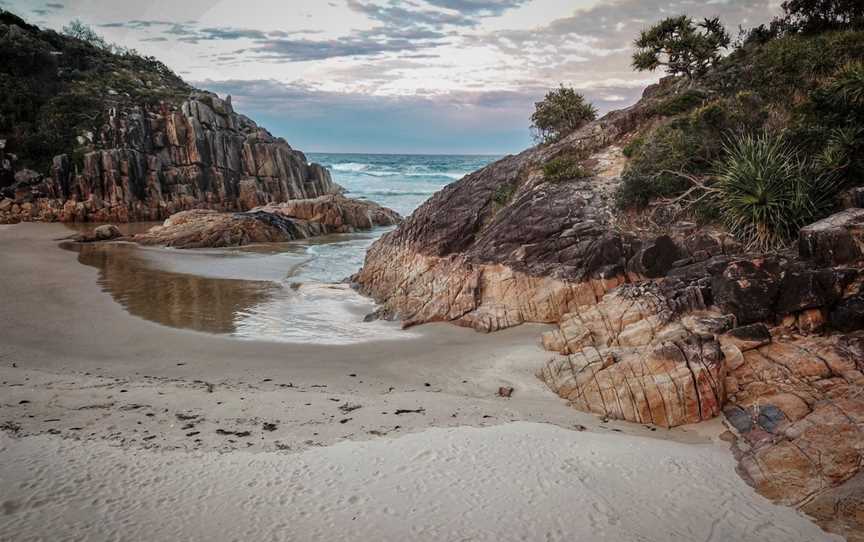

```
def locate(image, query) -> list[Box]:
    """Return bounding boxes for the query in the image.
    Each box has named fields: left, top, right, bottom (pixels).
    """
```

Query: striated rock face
left=0, top=92, right=338, bottom=224
left=132, top=194, right=400, bottom=249
left=355, top=98, right=662, bottom=331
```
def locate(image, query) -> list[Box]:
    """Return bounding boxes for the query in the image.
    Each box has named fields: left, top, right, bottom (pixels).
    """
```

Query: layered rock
left=131, top=194, right=400, bottom=249
left=0, top=93, right=338, bottom=224
left=355, top=96, right=662, bottom=331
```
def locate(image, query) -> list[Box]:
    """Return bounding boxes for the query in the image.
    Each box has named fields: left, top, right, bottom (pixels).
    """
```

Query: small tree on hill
left=632, top=16, right=731, bottom=81
left=530, top=85, right=597, bottom=145
left=62, top=19, right=109, bottom=50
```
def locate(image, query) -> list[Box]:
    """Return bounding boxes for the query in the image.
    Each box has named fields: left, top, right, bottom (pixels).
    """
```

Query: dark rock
left=626, top=235, right=681, bottom=279
left=799, top=209, right=864, bottom=266
left=830, top=293, right=864, bottom=332
left=497, top=386, right=514, bottom=398
left=724, top=405, right=753, bottom=433
left=756, top=405, right=785, bottom=433
left=711, top=258, right=782, bottom=325
left=774, top=267, right=858, bottom=315
left=723, top=323, right=772, bottom=352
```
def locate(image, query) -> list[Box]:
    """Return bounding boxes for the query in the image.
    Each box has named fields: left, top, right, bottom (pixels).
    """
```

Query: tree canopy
left=632, top=16, right=731, bottom=80
left=530, top=85, right=597, bottom=145
left=780, top=0, right=864, bottom=33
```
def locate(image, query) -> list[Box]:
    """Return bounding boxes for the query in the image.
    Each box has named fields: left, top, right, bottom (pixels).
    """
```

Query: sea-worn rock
left=132, top=194, right=400, bottom=249
left=799, top=208, right=864, bottom=266
left=727, top=333, right=864, bottom=535
left=72, top=224, right=123, bottom=243
left=539, top=283, right=727, bottom=427
left=0, top=93, right=338, bottom=224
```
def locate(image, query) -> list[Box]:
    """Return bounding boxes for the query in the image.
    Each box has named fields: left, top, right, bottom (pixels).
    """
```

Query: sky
left=3, top=0, right=783, bottom=154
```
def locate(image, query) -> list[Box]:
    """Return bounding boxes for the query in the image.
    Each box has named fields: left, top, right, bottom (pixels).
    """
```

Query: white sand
left=0, top=423, right=837, bottom=542
left=0, top=223, right=840, bottom=541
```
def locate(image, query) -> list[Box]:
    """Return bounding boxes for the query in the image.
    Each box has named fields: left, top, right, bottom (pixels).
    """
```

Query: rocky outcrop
left=726, top=332, right=864, bottom=541
left=354, top=92, right=672, bottom=331
left=799, top=208, right=864, bottom=267
left=132, top=194, right=400, bottom=249
left=353, top=78, right=864, bottom=538
left=0, top=92, right=338, bottom=224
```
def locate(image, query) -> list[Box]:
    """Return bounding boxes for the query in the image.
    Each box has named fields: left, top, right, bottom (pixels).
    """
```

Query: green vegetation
left=616, top=2, right=864, bottom=250
left=651, top=88, right=708, bottom=116
left=715, top=133, right=838, bottom=251
left=780, top=0, right=864, bottom=34
left=632, top=16, right=730, bottom=81
left=0, top=10, right=190, bottom=175
left=530, top=85, right=597, bottom=145
left=542, top=155, right=589, bottom=182
left=493, top=183, right=517, bottom=205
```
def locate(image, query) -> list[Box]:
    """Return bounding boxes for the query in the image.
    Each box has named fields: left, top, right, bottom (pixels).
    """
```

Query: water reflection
left=63, top=238, right=417, bottom=344
left=69, top=242, right=277, bottom=335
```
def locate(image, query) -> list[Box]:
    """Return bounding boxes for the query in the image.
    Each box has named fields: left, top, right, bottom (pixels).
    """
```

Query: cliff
left=0, top=10, right=337, bottom=223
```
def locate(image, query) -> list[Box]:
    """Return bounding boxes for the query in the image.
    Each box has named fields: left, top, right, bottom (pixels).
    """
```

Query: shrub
left=817, top=127, right=864, bottom=187
left=530, top=86, right=597, bottom=145
left=652, top=89, right=708, bottom=116
left=62, top=19, right=109, bottom=50
left=622, top=137, right=645, bottom=158
left=492, top=183, right=516, bottom=205
left=715, top=133, right=839, bottom=251
left=633, top=16, right=731, bottom=81
left=542, top=155, right=589, bottom=182
left=616, top=126, right=698, bottom=207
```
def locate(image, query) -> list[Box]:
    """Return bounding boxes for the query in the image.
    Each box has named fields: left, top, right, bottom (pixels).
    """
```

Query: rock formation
left=132, top=194, right=401, bottom=249
left=0, top=92, right=338, bottom=224
left=353, top=83, right=864, bottom=539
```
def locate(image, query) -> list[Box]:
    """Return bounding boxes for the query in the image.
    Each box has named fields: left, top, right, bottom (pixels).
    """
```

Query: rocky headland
left=0, top=11, right=401, bottom=234
left=354, top=82, right=864, bottom=539
left=0, top=91, right=341, bottom=224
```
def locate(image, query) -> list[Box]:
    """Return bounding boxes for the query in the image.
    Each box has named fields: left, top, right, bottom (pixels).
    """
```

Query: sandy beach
left=0, top=223, right=840, bottom=541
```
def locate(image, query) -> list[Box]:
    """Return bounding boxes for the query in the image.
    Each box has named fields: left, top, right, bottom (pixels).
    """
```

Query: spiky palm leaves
left=716, top=133, right=838, bottom=251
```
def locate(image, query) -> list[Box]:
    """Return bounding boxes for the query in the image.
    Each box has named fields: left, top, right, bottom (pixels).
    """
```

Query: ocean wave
left=360, top=190, right=436, bottom=196
left=327, top=162, right=467, bottom=180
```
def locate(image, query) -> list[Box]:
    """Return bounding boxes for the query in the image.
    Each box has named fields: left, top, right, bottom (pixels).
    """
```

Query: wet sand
left=1, top=222, right=659, bottom=451
left=0, top=223, right=839, bottom=541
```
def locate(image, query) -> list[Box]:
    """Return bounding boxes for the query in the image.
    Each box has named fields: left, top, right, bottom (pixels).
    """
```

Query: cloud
left=99, top=19, right=175, bottom=29
left=471, top=0, right=778, bottom=89
left=424, top=0, right=529, bottom=15
left=346, top=0, right=528, bottom=28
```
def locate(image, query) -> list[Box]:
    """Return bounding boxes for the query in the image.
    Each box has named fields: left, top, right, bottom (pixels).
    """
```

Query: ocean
left=308, top=153, right=499, bottom=217
left=286, top=153, right=500, bottom=283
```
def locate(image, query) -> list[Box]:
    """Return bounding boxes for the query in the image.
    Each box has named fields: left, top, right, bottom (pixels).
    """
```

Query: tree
left=530, top=85, right=597, bottom=144
left=62, top=19, right=108, bottom=50
left=780, top=0, right=864, bottom=33
left=632, top=16, right=731, bottom=81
